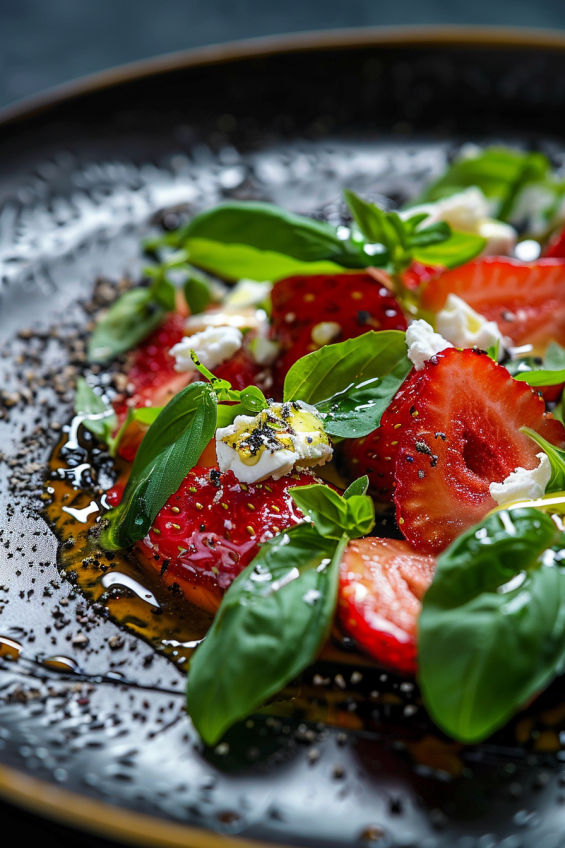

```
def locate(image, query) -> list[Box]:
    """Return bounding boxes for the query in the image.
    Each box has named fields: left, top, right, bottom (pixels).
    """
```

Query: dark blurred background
left=1, top=0, right=565, bottom=111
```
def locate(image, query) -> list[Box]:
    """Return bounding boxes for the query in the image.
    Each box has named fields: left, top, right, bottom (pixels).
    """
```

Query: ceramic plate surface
left=3, top=27, right=565, bottom=848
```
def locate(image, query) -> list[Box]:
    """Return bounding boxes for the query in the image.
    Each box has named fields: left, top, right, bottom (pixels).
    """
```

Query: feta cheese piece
left=406, top=320, right=452, bottom=371
left=489, top=452, right=551, bottom=506
left=216, top=401, right=333, bottom=484
left=311, top=321, right=341, bottom=346
left=170, top=326, right=242, bottom=372
left=248, top=335, right=281, bottom=366
left=406, top=187, right=517, bottom=256
left=223, top=279, right=273, bottom=309
left=436, top=294, right=505, bottom=359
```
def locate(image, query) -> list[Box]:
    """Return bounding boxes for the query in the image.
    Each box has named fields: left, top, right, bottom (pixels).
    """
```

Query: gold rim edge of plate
left=1, top=24, right=565, bottom=126
left=1, top=21, right=565, bottom=847
left=0, top=761, right=289, bottom=848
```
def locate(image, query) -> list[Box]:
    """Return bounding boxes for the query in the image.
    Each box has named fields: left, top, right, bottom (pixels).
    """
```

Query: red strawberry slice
left=134, top=466, right=317, bottom=614
left=393, top=348, right=565, bottom=553
left=421, top=256, right=565, bottom=351
left=343, top=367, right=422, bottom=501
left=338, top=537, right=436, bottom=675
left=545, top=225, right=565, bottom=258
left=270, top=273, right=408, bottom=390
left=401, top=261, right=444, bottom=292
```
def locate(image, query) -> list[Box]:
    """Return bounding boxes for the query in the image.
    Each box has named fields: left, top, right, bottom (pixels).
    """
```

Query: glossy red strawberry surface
left=545, top=224, right=565, bottom=258
left=134, top=466, right=317, bottom=613
left=270, top=273, right=408, bottom=390
left=338, top=537, right=436, bottom=675
left=421, top=256, right=565, bottom=351
left=344, top=367, right=422, bottom=501
left=393, top=348, right=565, bottom=553
left=401, top=261, right=444, bottom=291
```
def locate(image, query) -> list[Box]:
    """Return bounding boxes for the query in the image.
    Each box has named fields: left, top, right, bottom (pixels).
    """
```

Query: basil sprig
left=186, top=480, right=374, bottom=745
left=509, top=342, right=565, bottom=388
left=283, top=330, right=412, bottom=439
left=100, top=383, right=217, bottom=550
left=521, top=427, right=565, bottom=493
left=419, top=508, right=565, bottom=744
left=410, top=146, right=554, bottom=223
left=344, top=189, right=485, bottom=274
left=87, top=287, right=167, bottom=364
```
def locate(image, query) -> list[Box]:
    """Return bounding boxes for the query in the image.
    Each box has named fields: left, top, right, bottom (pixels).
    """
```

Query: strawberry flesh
left=421, top=256, right=565, bottom=350
left=393, top=348, right=565, bottom=553
left=270, top=273, right=407, bottom=390
left=135, top=466, right=317, bottom=613
left=338, top=537, right=436, bottom=675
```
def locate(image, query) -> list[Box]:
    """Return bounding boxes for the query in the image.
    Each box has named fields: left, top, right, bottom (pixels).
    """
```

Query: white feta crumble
left=405, top=320, right=452, bottom=371
left=489, top=452, right=551, bottom=506
left=215, top=401, right=333, bottom=484
left=170, top=326, right=243, bottom=372
left=311, top=321, right=341, bottom=346
left=248, top=335, right=281, bottom=366
left=405, top=187, right=517, bottom=256
left=436, top=294, right=506, bottom=359
left=223, top=279, right=273, bottom=309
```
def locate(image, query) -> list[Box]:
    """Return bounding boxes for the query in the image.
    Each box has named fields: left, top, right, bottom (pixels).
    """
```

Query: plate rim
left=2, top=21, right=565, bottom=847
left=2, top=23, right=565, bottom=127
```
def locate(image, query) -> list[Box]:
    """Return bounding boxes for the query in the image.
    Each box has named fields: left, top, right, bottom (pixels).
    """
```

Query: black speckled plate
left=4, top=26, right=565, bottom=848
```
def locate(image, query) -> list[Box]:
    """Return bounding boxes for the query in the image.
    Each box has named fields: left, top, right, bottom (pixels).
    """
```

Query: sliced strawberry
left=401, top=261, right=444, bottom=292
left=135, top=466, right=317, bottom=614
left=270, top=273, right=407, bottom=389
left=338, top=537, right=436, bottom=675
left=545, top=225, right=565, bottom=258
left=421, top=256, right=565, bottom=351
left=343, top=367, right=422, bottom=501
left=393, top=348, right=565, bottom=553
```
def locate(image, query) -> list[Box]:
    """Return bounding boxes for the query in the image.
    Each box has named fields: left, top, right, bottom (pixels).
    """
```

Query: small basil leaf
left=186, top=524, right=347, bottom=745
left=100, top=383, right=217, bottom=550
left=239, top=385, right=267, bottom=414
left=511, top=343, right=565, bottom=387
left=411, top=147, right=551, bottom=221
left=411, top=229, right=486, bottom=269
left=514, top=368, right=565, bottom=387
left=184, top=271, right=213, bottom=315
left=344, top=190, right=410, bottom=273
left=486, top=339, right=500, bottom=362
left=343, top=475, right=369, bottom=499
left=290, top=483, right=375, bottom=539
left=181, top=237, right=349, bottom=282
left=284, top=330, right=408, bottom=407
left=419, top=508, right=565, bottom=743
left=216, top=403, right=245, bottom=428
left=521, top=426, right=565, bottom=493
left=149, top=275, right=176, bottom=312
left=74, top=378, right=117, bottom=445
left=87, top=288, right=166, bottom=363
left=407, top=220, right=451, bottom=248
left=171, top=201, right=367, bottom=271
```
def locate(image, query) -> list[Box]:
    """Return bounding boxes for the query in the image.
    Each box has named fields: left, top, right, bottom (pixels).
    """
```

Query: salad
left=59, top=145, right=565, bottom=748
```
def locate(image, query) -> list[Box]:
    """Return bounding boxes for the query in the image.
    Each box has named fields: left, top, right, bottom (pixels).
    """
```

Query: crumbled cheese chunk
left=436, top=294, right=505, bottom=359
left=170, top=326, right=243, bottom=372
left=405, top=187, right=517, bottom=256
left=489, top=452, right=551, bottom=506
left=223, top=279, right=273, bottom=309
left=216, top=401, right=333, bottom=484
left=405, top=320, right=452, bottom=371
left=248, top=335, right=281, bottom=366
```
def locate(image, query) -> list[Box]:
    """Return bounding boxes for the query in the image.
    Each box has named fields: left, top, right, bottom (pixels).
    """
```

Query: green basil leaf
left=284, top=330, right=407, bottom=405
left=521, top=426, right=565, bottom=493
left=239, top=385, right=268, bottom=414
left=407, top=220, right=451, bottom=248
left=511, top=342, right=565, bottom=387
left=181, top=237, right=349, bottom=282
left=344, top=189, right=402, bottom=248
left=149, top=275, right=176, bottom=312
left=291, top=483, right=375, bottom=539
left=100, top=383, right=217, bottom=550
left=411, top=147, right=551, bottom=221
left=184, top=270, right=213, bottom=315
left=216, top=403, right=245, bottom=428
left=486, top=339, right=500, bottom=362
left=74, top=378, right=117, bottom=445
left=419, top=508, right=565, bottom=743
left=343, top=475, right=369, bottom=499
left=411, top=229, right=486, bottom=269
left=186, top=525, right=348, bottom=745
left=87, top=288, right=166, bottom=363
